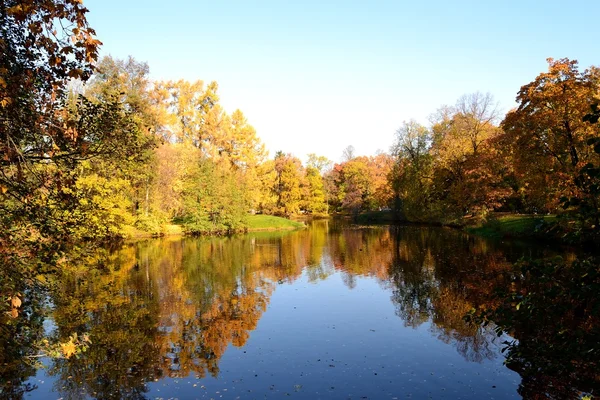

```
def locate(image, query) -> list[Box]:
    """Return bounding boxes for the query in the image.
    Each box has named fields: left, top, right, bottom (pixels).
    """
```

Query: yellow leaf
left=61, top=341, right=77, bottom=359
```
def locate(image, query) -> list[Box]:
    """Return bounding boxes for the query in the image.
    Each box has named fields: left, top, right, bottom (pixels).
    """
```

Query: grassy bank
left=246, top=215, right=305, bottom=231
left=466, top=214, right=557, bottom=239
left=353, top=211, right=565, bottom=242
left=129, top=216, right=305, bottom=238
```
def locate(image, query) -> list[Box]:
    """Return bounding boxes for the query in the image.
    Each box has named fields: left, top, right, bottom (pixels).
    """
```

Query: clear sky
left=86, top=0, right=599, bottom=162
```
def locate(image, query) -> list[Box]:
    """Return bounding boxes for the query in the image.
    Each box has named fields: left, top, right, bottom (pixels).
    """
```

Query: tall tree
left=162, top=79, right=219, bottom=148
left=304, top=165, right=328, bottom=215
left=85, top=56, right=160, bottom=223
left=341, top=145, right=356, bottom=162
left=429, top=93, right=507, bottom=218
left=501, top=58, right=599, bottom=211
left=273, top=152, right=305, bottom=216
left=306, top=154, right=332, bottom=214
left=390, top=121, right=434, bottom=220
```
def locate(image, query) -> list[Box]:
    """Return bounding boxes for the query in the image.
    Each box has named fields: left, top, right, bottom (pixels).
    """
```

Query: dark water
left=8, top=221, right=571, bottom=399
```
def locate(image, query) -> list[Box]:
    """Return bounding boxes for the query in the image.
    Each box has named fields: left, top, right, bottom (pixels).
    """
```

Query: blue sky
left=86, top=0, right=600, bottom=162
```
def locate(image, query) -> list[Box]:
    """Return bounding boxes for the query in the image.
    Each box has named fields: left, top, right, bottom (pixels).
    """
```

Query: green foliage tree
left=181, top=158, right=249, bottom=234
left=84, top=56, right=163, bottom=233
left=390, top=120, right=434, bottom=220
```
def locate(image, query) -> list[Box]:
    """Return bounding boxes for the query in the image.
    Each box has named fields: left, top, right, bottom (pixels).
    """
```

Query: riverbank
left=245, top=215, right=305, bottom=231
left=350, top=210, right=589, bottom=245
left=128, top=215, right=305, bottom=239
left=465, top=214, right=558, bottom=239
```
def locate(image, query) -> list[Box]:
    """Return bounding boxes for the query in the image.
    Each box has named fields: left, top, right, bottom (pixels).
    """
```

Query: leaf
left=11, top=296, right=22, bottom=308
left=67, top=69, right=83, bottom=78
left=61, top=341, right=77, bottom=359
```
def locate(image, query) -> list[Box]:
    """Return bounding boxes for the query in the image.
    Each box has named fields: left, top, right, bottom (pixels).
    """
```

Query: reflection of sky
left=26, top=269, right=520, bottom=399
left=193, top=271, right=519, bottom=399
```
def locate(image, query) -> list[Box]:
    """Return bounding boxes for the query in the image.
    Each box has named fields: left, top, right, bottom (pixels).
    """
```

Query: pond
left=2, top=220, right=580, bottom=399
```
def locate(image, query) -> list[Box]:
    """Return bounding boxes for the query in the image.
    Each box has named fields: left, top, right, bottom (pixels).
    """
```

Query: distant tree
left=390, top=121, right=434, bottom=220
left=307, top=153, right=332, bottom=173
left=273, top=152, right=305, bottom=216
left=304, top=165, right=328, bottom=215
left=342, top=145, right=356, bottom=161
left=161, top=79, right=219, bottom=148
left=429, top=93, right=507, bottom=218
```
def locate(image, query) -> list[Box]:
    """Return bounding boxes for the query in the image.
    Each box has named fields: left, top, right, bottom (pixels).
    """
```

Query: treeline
left=1, top=49, right=402, bottom=240
left=78, top=57, right=415, bottom=236
left=53, top=56, right=339, bottom=237
left=0, top=1, right=396, bottom=328
left=2, top=3, right=600, bottom=290
left=2, top=50, right=336, bottom=240
left=387, top=59, right=600, bottom=236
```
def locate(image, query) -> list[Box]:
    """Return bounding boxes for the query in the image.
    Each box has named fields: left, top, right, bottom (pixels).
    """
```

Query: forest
left=1, top=2, right=600, bottom=398
left=2, top=2, right=600, bottom=246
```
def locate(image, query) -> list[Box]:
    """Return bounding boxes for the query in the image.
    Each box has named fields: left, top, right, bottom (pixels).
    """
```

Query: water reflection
left=2, top=221, right=564, bottom=398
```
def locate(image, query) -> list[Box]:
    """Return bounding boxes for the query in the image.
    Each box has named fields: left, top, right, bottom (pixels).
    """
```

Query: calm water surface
left=16, top=221, right=566, bottom=399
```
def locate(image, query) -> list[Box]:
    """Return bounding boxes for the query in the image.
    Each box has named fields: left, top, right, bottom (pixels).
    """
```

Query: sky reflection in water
left=18, top=221, right=559, bottom=399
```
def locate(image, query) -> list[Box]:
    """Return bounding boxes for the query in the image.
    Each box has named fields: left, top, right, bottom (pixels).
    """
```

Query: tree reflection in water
left=1, top=220, right=580, bottom=399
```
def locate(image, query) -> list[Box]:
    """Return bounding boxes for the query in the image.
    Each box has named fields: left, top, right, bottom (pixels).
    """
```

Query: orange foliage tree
left=501, top=58, right=600, bottom=212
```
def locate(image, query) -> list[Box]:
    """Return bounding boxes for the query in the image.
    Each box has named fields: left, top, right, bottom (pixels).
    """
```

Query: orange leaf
left=11, top=296, right=21, bottom=308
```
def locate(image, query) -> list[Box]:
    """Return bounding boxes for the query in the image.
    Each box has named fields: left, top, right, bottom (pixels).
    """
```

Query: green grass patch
left=467, top=214, right=557, bottom=238
left=246, top=215, right=305, bottom=231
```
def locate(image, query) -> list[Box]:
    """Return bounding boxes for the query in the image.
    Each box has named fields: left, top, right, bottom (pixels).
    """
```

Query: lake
left=4, top=220, right=575, bottom=399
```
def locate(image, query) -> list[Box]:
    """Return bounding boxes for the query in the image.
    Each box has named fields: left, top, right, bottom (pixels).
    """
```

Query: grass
left=246, top=215, right=305, bottom=231
left=467, top=214, right=557, bottom=239
left=129, top=216, right=304, bottom=239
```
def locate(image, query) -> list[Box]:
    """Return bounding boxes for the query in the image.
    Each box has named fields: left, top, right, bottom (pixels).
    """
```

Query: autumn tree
left=307, top=153, right=332, bottom=173
left=273, top=152, right=305, bottom=216
left=254, top=159, right=278, bottom=214
left=429, top=93, right=507, bottom=219
left=161, top=79, right=219, bottom=147
left=369, top=152, right=394, bottom=210
left=84, top=56, right=162, bottom=231
left=451, top=92, right=500, bottom=155
left=304, top=154, right=331, bottom=215
left=390, top=120, right=434, bottom=220
left=501, top=58, right=600, bottom=212
left=304, top=165, right=328, bottom=215
left=0, top=0, right=151, bottom=374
